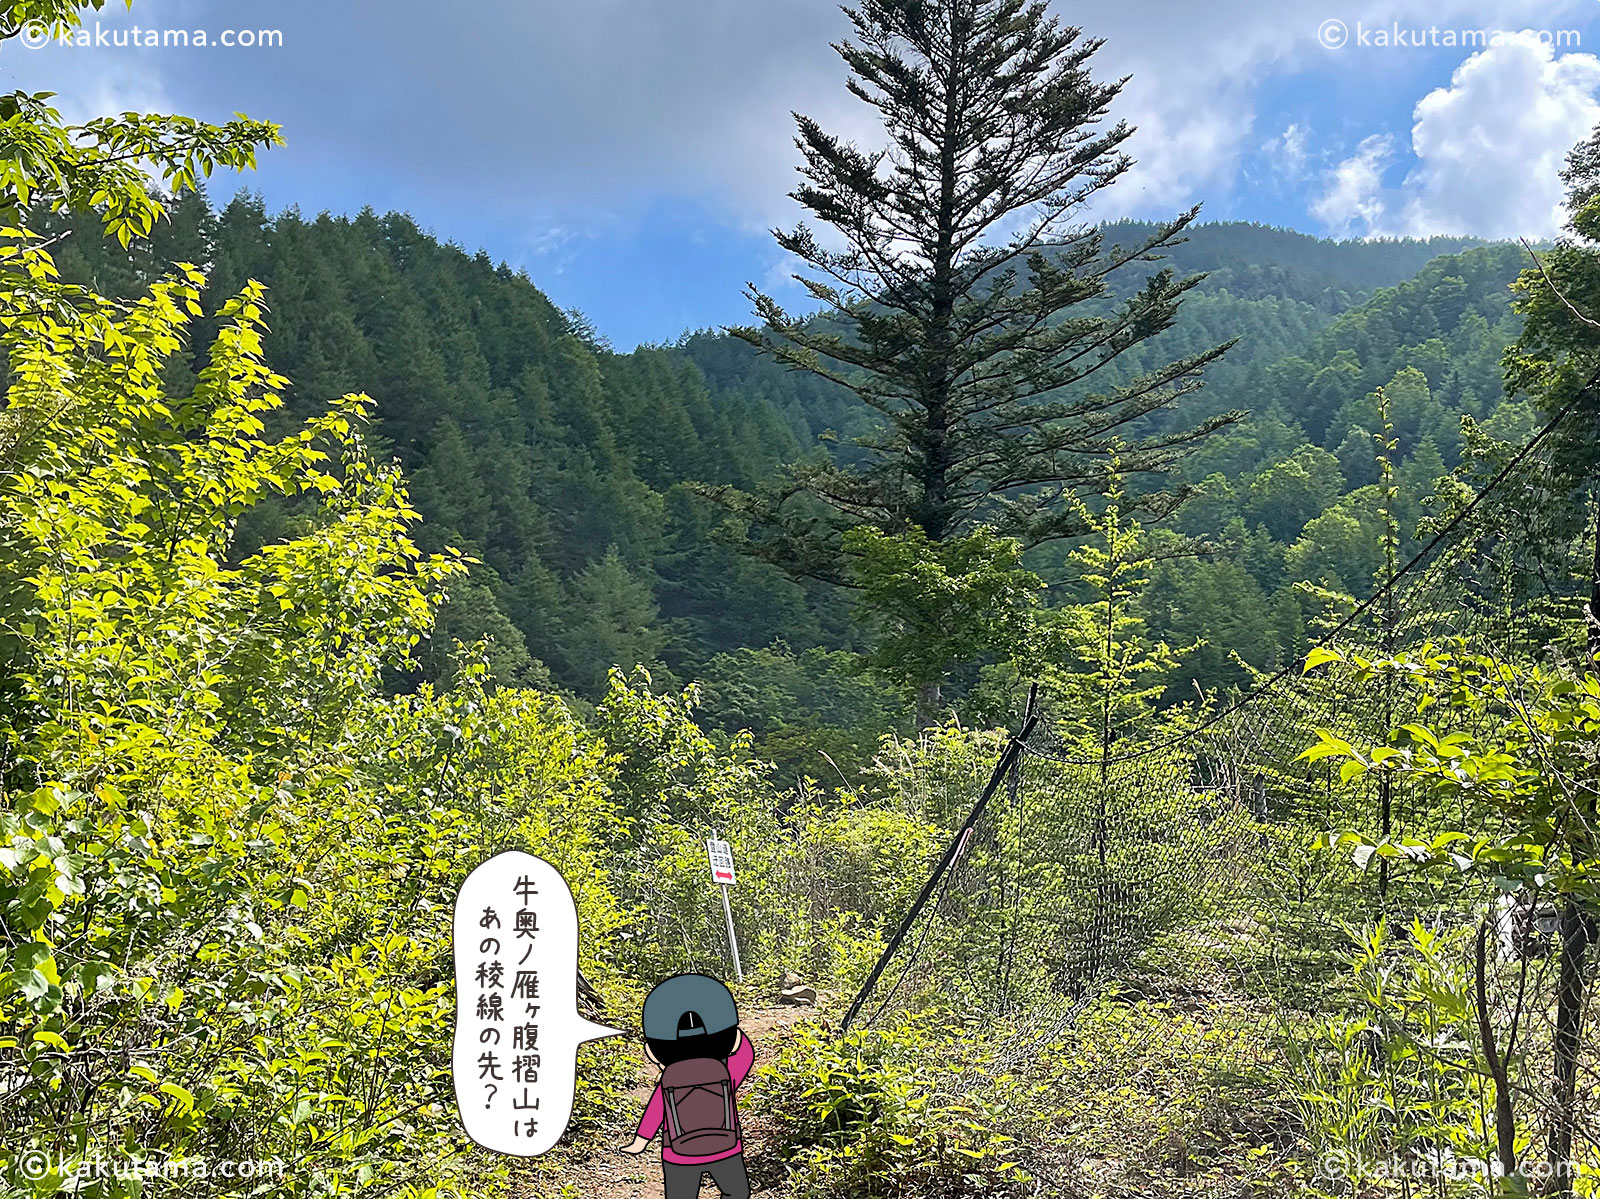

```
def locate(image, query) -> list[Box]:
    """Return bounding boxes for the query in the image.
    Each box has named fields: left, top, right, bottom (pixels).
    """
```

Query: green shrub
left=1291, top=920, right=1503, bottom=1198
left=756, top=1017, right=1027, bottom=1198
left=594, top=671, right=946, bottom=991
left=0, top=260, right=638, bottom=1196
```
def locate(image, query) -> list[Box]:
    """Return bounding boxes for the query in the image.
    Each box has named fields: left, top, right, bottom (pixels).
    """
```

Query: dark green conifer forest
left=42, top=193, right=1539, bottom=774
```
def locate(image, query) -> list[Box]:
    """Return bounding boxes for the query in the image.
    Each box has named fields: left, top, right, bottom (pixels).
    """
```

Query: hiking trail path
left=514, top=1004, right=820, bottom=1198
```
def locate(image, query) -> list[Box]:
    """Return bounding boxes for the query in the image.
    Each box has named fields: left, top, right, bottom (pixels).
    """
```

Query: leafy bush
left=0, top=255, right=639, bottom=1195
left=769, top=801, right=942, bottom=987
left=755, top=1017, right=1027, bottom=1198
left=694, top=644, right=904, bottom=788
left=1292, top=920, right=1506, bottom=1198
left=593, top=671, right=946, bottom=992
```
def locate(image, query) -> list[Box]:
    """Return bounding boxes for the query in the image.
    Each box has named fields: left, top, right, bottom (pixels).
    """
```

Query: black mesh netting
left=841, top=394, right=1600, bottom=1102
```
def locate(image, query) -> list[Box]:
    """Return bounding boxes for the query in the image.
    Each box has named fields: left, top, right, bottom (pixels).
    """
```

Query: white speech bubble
left=453, top=850, right=625, bottom=1156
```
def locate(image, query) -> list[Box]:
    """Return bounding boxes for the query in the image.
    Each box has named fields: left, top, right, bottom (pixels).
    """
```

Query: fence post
left=996, top=684, right=1039, bottom=1010
left=840, top=710, right=1040, bottom=1034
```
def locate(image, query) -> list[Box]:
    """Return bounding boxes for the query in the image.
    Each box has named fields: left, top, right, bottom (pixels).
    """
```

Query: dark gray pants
left=661, top=1154, right=750, bottom=1199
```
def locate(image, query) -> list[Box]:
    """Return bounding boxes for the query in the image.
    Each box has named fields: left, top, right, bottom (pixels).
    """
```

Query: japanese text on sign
left=706, top=838, right=737, bottom=886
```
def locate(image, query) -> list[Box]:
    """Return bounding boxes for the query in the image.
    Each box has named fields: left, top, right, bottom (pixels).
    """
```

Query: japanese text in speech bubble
left=452, top=851, right=625, bottom=1155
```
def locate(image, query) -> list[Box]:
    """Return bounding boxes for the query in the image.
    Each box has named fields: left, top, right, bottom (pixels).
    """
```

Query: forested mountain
left=1144, top=241, right=1534, bottom=700
left=48, top=192, right=1538, bottom=762
left=676, top=222, right=1492, bottom=451
left=50, top=191, right=846, bottom=700
left=1097, top=219, right=1488, bottom=309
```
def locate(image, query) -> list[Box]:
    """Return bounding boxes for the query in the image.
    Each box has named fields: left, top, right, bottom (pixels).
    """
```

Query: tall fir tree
left=715, top=0, right=1240, bottom=583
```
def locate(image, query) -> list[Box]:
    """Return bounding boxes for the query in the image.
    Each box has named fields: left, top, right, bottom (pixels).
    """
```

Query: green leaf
left=1303, top=646, right=1344, bottom=673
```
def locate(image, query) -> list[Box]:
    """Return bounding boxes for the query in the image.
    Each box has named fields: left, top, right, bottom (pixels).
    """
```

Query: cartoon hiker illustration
left=620, top=973, right=753, bottom=1199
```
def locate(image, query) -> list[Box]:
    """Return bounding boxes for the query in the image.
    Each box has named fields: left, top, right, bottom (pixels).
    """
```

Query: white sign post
left=706, top=832, right=743, bottom=983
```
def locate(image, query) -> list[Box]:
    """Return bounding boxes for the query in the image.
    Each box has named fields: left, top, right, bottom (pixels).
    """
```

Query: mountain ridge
left=44, top=193, right=1533, bottom=725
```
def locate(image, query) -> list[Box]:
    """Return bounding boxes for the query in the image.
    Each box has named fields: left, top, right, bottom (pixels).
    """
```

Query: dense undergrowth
left=4, top=264, right=1596, bottom=1198
left=0, top=232, right=949, bottom=1195
left=7, top=3, right=1600, bottom=1197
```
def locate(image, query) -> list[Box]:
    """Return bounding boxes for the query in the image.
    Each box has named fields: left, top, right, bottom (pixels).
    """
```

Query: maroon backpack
left=660, top=1056, right=740, bottom=1156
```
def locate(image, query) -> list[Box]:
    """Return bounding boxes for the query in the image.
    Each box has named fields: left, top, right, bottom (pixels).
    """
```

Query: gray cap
left=642, top=974, right=737, bottom=1040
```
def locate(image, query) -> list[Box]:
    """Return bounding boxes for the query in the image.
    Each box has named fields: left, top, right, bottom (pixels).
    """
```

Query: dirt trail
left=520, top=1004, right=820, bottom=1199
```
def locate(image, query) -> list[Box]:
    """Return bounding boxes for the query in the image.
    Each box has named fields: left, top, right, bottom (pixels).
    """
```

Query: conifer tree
left=1036, top=479, right=1190, bottom=753
left=1510, top=125, right=1600, bottom=440
left=717, top=0, right=1240, bottom=583
left=1506, top=126, right=1600, bottom=648
left=555, top=547, right=668, bottom=695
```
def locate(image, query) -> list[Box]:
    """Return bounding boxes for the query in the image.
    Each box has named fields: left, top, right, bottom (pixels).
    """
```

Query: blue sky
left=10, top=0, right=1600, bottom=347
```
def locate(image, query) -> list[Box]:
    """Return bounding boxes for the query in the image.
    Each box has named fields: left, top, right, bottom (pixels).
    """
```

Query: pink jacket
left=634, top=1034, right=755, bottom=1165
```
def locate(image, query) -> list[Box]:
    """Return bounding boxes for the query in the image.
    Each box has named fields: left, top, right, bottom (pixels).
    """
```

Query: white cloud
left=4, top=44, right=171, bottom=126
left=1272, top=123, right=1310, bottom=176
left=1074, top=0, right=1582, bottom=217
left=66, top=69, right=172, bottom=124
left=7, top=0, right=1597, bottom=244
left=1261, top=122, right=1311, bottom=183
left=1400, top=33, right=1600, bottom=236
left=523, top=223, right=586, bottom=277
left=761, top=251, right=806, bottom=299
left=1310, top=32, right=1600, bottom=238
left=0, top=0, right=868, bottom=232
left=1310, top=133, right=1396, bottom=235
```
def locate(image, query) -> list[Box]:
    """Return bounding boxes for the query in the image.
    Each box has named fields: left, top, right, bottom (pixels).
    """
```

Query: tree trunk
left=1475, top=922, right=1518, bottom=1181
left=1548, top=902, right=1592, bottom=1196
left=915, top=679, right=942, bottom=731
left=1548, top=493, right=1600, bottom=1193
left=915, top=6, right=963, bottom=543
